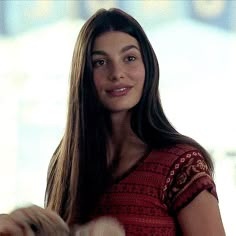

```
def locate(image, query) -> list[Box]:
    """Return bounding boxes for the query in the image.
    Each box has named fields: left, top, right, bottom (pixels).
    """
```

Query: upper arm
left=177, top=190, right=225, bottom=236
left=162, top=148, right=225, bottom=235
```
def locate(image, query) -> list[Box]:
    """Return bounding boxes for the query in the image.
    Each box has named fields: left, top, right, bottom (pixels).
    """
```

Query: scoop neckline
left=112, top=148, right=153, bottom=184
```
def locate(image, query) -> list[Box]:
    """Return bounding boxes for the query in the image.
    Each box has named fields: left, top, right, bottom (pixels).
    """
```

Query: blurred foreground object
left=0, top=205, right=69, bottom=236
left=73, top=217, right=125, bottom=236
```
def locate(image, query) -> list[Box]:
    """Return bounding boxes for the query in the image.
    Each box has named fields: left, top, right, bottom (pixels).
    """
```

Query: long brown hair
left=45, top=8, right=213, bottom=225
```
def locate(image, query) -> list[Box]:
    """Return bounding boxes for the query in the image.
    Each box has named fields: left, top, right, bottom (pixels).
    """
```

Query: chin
left=105, top=103, right=135, bottom=113
left=103, top=99, right=141, bottom=113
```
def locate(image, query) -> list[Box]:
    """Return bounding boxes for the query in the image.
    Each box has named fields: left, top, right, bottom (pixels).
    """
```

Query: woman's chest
left=92, top=162, right=180, bottom=235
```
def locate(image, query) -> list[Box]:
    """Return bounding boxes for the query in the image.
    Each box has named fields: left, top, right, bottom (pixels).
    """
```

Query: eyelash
left=92, top=55, right=137, bottom=68
left=125, top=56, right=136, bottom=62
left=92, top=59, right=106, bottom=67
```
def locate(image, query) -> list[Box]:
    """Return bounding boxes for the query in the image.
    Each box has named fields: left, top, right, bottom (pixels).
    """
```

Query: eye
left=92, top=59, right=106, bottom=68
left=125, top=56, right=136, bottom=62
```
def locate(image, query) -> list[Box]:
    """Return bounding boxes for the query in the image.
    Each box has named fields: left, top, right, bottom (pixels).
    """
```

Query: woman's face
left=92, top=31, right=145, bottom=113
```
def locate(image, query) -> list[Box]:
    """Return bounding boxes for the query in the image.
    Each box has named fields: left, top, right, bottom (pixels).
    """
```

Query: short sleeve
left=162, top=150, right=218, bottom=214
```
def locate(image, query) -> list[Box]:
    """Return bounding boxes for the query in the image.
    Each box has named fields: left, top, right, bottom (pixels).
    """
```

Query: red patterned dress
left=92, top=144, right=218, bottom=235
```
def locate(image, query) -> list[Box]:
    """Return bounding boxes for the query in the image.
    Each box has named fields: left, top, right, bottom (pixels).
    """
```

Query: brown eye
left=126, top=56, right=136, bottom=62
left=92, top=59, right=106, bottom=67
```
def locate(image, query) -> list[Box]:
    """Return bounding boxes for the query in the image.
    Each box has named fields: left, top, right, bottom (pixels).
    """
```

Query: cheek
left=140, top=68, right=146, bottom=83
left=132, top=66, right=145, bottom=84
left=137, top=67, right=145, bottom=92
left=93, top=72, right=103, bottom=91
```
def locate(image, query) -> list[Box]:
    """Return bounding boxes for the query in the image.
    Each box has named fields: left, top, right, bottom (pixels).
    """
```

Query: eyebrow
left=92, top=44, right=140, bottom=56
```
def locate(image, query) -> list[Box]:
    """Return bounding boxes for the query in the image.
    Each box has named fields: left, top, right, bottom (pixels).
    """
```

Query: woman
left=0, top=8, right=225, bottom=236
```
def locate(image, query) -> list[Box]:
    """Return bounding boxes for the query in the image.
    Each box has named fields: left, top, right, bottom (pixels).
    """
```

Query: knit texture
left=92, top=144, right=217, bottom=236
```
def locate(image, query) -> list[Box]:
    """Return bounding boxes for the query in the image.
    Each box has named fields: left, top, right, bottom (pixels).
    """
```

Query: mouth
left=106, top=87, right=132, bottom=97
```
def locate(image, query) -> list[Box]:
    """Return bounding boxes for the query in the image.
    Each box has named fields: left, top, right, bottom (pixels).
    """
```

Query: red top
left=92, top=144, right=217, bottom=235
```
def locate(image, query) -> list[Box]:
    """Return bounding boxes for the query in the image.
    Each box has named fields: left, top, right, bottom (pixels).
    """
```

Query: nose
left=108, top=61, right=124, bottom=81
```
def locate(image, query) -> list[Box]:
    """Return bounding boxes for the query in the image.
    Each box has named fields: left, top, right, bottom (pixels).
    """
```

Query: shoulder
left=146, top=144, right=206, bottom=179
left=149, top=143, right=201, bottom=167
left=150, top=144, right=217, bottom=213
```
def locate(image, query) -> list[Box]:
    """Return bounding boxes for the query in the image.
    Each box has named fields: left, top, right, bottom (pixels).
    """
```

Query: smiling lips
left=106, top=86, right=132, bottom=97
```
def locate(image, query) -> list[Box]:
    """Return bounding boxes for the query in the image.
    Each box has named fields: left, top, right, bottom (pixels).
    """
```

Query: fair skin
left=92, top=31, right=147, bottom=176
left=177, top=190, right=225, bottom=235
left=92, top=31, right=145, bottom=114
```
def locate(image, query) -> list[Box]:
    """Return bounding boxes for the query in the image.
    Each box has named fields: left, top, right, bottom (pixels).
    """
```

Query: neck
left=110, top=111, right=132, bottom=145
left=107, top=111, right=147, bottom=166
left=108, top=112, right=147, bottom=177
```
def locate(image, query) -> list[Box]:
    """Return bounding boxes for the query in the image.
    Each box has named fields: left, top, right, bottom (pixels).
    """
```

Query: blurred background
left=0, top=0, right=235, bottom=234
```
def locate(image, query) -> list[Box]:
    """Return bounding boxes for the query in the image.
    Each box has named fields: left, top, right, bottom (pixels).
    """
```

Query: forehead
left=92, top=31, right=140, bottom=51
